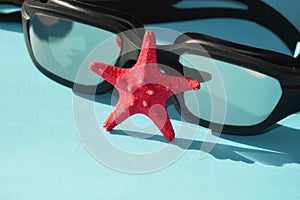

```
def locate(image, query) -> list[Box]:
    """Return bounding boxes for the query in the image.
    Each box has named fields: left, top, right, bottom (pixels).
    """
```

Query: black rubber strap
left=0, top=12, right=21, bottom=22
left=244, top=0, right=300, bottom=56
left=0, top=0, right=23, bottom=4
left=0, top=0, right=23, bottom=22
left=83, top=0, right=300, bottom=55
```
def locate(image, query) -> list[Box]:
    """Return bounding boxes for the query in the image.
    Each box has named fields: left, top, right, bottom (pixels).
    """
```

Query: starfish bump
left=90, top=31, right=200, bottom=142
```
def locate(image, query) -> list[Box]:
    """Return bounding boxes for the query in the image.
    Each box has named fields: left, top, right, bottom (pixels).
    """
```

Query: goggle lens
left=29, top=14, right=120, bottom=86
left=180, top=53, right=283, bottom=126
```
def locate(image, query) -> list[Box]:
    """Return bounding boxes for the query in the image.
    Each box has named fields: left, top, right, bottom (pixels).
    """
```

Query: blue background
left=1, top=0, right=300, bottom=199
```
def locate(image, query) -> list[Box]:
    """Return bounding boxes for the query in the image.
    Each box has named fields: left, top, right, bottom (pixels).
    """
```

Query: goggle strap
left=0, top=0, right=23, bottom=22
left=90, top=0, right=300, bottom=55
left=0, top=12, right=21, bottom=22
left=294, top=41, right=300, bottom=59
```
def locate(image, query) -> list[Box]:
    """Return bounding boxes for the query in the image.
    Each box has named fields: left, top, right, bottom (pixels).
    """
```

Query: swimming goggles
left=20, top=0, right=300, bottom=135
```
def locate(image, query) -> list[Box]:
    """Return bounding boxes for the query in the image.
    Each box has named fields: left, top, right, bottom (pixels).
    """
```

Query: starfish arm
left=103, top=114, right=118, bottom=131
left=103, top=105, right=131, bottom=131
left=148, top=104, right=175, bottom=141
left=160, top=119, right=175, bottom=142
left=160, top=75, right=200, bottom=94
left=152, top=112, right=175, bottom=142
left=90, top=62, right=127, bottom=86
left=135, top=31, right=157, bottom=66
left=178, top=77, right=200, bottom=91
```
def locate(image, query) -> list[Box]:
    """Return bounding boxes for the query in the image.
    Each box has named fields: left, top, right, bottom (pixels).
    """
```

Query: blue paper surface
left=1, top=1, right=300, bottom=199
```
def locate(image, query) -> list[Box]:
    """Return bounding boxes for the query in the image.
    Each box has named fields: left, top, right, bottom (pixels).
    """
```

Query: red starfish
left=90, top=31, right=200, bottom=141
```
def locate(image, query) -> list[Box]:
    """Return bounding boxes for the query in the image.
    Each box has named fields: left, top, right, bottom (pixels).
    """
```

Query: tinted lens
left=29, top=14, right=120, bottom=86
left=180, top=54, right=283, bottom=126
